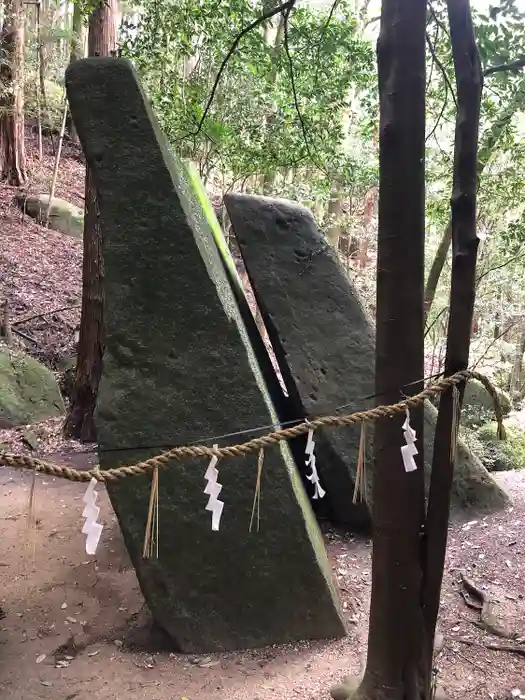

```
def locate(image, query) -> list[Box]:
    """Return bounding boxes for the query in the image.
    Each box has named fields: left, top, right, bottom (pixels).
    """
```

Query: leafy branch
left=189, top=0, right=297, bottom=138
left=282, top=4, right=326, bottom=175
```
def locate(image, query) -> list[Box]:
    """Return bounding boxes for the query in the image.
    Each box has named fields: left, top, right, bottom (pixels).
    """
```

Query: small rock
left=61, top=603, right=67, bottom=610
left=36, top=653, right=46, bottom=664
left=21, top=429, right=39, bottom=451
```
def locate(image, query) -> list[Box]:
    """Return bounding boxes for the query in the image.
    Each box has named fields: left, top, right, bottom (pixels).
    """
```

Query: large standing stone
left=65, top=58, right=344, bottom=653
left=224, top=194, right=508, bottom=522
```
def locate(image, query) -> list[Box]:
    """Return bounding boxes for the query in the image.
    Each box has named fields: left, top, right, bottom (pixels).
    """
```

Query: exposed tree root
left=460, top=572, right=518, bottom=639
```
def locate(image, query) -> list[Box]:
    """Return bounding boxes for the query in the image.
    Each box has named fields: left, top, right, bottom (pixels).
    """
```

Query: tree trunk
left=325, top=188, right=344, bottom=249
left=509, top=324, right=525, bottom=395
left=63, top=0, right=116, bottom=442
left=422, top=0, right=482, bottom=685
left=66, top=1, right=85, bottom=143
left=261, top=6, right=285, bottom=195
left=0, top=0, right=27, bottom=185
left=424, top=74, right=525, bottom=318
left=331, top=1, right=427, bottom=697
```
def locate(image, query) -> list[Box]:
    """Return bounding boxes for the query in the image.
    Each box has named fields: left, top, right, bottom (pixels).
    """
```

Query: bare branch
left=12, top=303, right=81, bottom=327
left=426, top=31, right=458, bottom=108
left=484, top=57, right=525, bottom=77
left=476, top=249, right=525, bottom=284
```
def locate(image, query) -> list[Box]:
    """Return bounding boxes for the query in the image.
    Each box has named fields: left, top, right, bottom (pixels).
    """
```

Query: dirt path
left=1, top=467, right=524, bottom=700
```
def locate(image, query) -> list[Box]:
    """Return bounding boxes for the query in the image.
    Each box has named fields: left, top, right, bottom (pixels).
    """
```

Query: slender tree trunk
left=325, top=187, right=344, bottom=248
left=422, top=0, right=482, bottom=686
left=38, top=0, right=49, bottom=121
left=261, top=6, right=285, bottom=195
left=509, top=325, right=525, bottom=395
left=424, top=74, right=525, bottom=318
left=64, top=0, right=116, bottom=442
left=0, top=0, right=27, bottom=185
left=331, top=1, right=427, bottom=697
left=66, top=1, right=85, bottom=143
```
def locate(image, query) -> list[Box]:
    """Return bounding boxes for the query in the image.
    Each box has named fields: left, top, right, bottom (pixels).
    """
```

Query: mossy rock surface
left=66, top=57, right=345, bottom=653
left=224, top=194, right=509, bottom=522
left=462, top=379, right=511, bottom=428
left=18, top=194, right=83, bottom=239
left=422, top=402, right=509, bottom=510
left=0, top=349, right=65, bottom=428
left=474, top=421, right=525, bottom=471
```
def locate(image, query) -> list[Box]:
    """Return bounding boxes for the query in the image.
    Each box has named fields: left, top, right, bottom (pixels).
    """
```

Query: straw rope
left=0, top=369, right=504, bottom=483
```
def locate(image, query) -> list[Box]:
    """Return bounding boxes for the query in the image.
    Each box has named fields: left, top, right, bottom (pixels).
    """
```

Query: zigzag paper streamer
left=204, top=444, right=224, bottom=531
left=305, top=428, right=326, bottom=499
left=81, top=478, right=103, bottom=555
left=401, top=408, right=418, bottom=472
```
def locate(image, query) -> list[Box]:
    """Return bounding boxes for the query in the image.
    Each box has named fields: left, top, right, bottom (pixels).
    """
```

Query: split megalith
left=65, top=58, right=345, bottom=653
left=224, top=193, right=509, bottom=522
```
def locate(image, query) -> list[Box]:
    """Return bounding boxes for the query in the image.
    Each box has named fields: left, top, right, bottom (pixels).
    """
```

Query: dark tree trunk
left=63, top=0, right=116, bottom=442
left=0, top=0, right=27, bottom=185
left=422, top=0, right=482, bottom=683
left=332, top=0, right=427, bottom=697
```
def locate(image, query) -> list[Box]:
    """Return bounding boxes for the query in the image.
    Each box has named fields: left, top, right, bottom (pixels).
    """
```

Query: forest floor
left=1, top=129, right=525, bottom=700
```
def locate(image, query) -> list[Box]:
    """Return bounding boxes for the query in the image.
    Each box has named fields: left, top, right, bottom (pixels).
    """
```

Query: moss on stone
left=474, top=420, right=525, bottom=471
left=18, top=194, right=83, bottom=239
left=462, top=378, right=511, bottom=428
left=0, top=349, right=65, bottom=427
left=66, top=56, right=345, bottom=653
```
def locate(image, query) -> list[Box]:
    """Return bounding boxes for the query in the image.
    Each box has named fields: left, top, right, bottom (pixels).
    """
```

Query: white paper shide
left=81, top=477, right=103, bottom=555
left=401, top=408, right=418, bottom=472
left=305, top=428, right=326, bottom=499
left=204, top=444, right=224, bottom=531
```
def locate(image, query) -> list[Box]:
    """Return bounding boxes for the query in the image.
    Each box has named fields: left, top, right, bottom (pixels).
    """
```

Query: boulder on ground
left=66, top=57, right=344, bottom=654
left=473, top=420, right=525, bottom=472
left=462, top=378, right=512, bottom=428
left=224, top=193, right=508, bottom=524
left=0, top=348, right=64, bottom=428
left=17, top=193, right=83, bottom=238
left=424, top=403, right=508, bottom=509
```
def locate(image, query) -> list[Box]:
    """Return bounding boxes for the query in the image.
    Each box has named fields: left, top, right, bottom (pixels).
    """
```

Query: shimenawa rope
left=0, top=369, right=504, bottom=484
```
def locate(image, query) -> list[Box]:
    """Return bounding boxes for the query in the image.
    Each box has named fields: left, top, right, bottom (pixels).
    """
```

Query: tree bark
left=332, top=1, right=427, bottom=698
left=422, top=0, right=482, bottom=685
left=63, top=0, right=116, bottom=442
left=424, top=74, right=525, bottom=318
left=325, top=187, right=344, bottom=249
left=509, top=325, right=525, bottom=395
left=0, top=0, right=27, bottom=185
